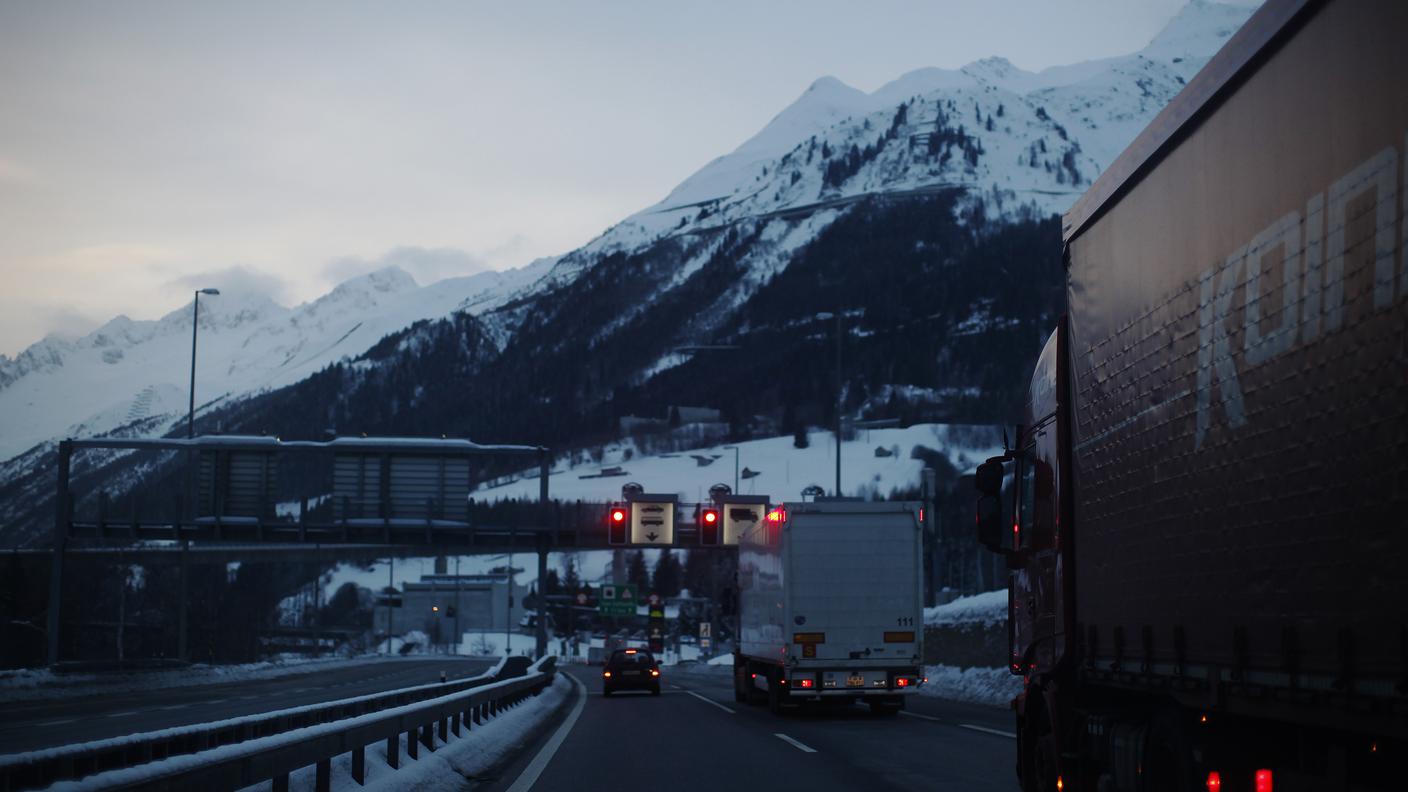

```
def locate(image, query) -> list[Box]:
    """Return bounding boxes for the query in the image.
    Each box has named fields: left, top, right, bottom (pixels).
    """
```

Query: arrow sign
left=645, top=531, right=659, bottom=541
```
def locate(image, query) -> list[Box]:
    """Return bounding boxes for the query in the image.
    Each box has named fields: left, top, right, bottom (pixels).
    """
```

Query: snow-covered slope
left=477, top=423, right=1002, bottom=504
left=0, top=258, right=553, bottom=461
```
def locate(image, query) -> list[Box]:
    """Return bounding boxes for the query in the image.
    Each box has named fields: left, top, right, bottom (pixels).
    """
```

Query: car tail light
left=650, top=669, right=660, bottom=677
left=1254, top=769, right=1272, bottom=792
left=1205, top=772, right=1221, bottom=791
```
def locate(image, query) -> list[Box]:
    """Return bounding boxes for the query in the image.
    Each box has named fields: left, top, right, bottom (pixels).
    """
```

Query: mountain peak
left=1142, top=0, right=1255, bottom=61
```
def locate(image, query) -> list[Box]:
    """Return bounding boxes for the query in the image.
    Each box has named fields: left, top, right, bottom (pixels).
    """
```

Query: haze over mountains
left=0, top=1, right=1254, bottom=468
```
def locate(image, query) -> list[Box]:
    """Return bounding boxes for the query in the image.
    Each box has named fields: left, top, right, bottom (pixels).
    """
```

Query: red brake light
left=1205, top=772, right=1221, bottom=792
left=798, top=678, right=813, bottom=689
left=1254, top=769, right=1272, bottom=792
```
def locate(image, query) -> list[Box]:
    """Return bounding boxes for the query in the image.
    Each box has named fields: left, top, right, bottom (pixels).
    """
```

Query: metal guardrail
left=0, top=656, right=556, bottom=791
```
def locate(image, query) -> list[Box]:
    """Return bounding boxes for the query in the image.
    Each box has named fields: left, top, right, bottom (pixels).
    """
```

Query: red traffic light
left=608, top=504, right=628, bottom=545
left=611, top=509, right=626, bottom=522
left=699, top=508, right=721, bottom=545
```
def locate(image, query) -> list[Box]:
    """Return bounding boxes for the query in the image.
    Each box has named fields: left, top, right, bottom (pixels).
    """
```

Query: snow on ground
left=924, top=589, right=1007, bottom=627
left=919, top=664, right=1022, bottom=708
left=481, top=423, right=1001, bottom=504
left=0, top=654, right=415, bottom=703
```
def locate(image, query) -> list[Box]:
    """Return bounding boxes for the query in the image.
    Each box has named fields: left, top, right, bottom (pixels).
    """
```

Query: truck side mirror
left=974, top=458, right=1006, bottom=554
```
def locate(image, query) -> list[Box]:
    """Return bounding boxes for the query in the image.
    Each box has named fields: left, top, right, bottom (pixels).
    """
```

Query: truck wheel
left=1018, top=692, right=1059, bottom=792
left=1144, top=709, right=1197, bottom=792
left=767, top=672, right=789, bottom=715
left=868, top=698, right=904, bottom=716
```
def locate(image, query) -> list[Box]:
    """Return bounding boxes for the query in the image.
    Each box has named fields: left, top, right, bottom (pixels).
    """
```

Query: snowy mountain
left=0, top=259, right=553, bottom=461
left=565, top=0, right=1252, bottom=259
left=0, top=2, right=1256, bottom=524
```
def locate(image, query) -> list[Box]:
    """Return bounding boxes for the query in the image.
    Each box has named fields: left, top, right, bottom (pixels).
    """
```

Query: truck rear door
left=788, top=507, right=922, bottom=665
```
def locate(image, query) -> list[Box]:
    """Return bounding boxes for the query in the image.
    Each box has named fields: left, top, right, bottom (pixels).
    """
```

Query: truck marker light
left=650, top=669, right=660, bottom=677
left=1254, top=769, right=1272, bottom=792
left=1205, top=772, right=1221, bottom=791
left=603, top=671, right=612, bottom=678
left=1200, top=714, right=1208, bottom=723
left=1056, top=777, right=1063, bottom=791
left=625, top=649, right=637, bottom=654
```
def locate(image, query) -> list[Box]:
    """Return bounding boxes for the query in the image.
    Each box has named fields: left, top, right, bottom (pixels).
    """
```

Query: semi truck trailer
left=974, top=0, right=1407, bottom=789
left=733, top=501, right=925, bottom=715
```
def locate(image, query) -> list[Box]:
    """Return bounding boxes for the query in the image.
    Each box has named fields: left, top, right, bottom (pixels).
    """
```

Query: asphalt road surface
left=486, top=664, right=1020, bottom=792
left=0, top=656, right=492, bottom=755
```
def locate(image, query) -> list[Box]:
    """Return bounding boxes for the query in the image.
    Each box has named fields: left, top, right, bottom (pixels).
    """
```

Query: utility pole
left=187, top=288, right=219, bottom=438
left=387, top=558, right=394, bottom=654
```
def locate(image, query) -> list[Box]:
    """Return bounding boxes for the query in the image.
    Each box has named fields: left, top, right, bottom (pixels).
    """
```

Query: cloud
left=163, top=265, right=294, bottom=305
left=0, top=158, right=36, bottom=185
left=321, top=246, right=489, bottom=286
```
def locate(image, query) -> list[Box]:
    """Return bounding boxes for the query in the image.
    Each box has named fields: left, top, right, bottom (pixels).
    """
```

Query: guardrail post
left=452, top=711, right=461, bottom=737
left=438, top=717, right=448, bottom=742
left=315, top=758, right=330, bottom=792
left=386, top=734, right=399, bottom=769
left=406, top=728, right=418, bottom=760
left=420, top=722, right=434, bottom=751
left=351, top=746, right=365, bottom=785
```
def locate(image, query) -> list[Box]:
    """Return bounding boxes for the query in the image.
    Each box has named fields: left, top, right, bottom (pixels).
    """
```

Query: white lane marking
left=206, top=699, right=226, bottom=705
left=157, top=704, right=188, bottom=711
left=773, top=733, right=818, bottom=753
left=504, top=675, right=585, bottom=792
left=684, top=690, right=735, bottom=714
left=959, top=723, right=1018, bottom=739
left=104, top=710, right=138, bottom=718
left=39, top=718, right=78, bottom=727
left=898, top=711, right=942, bottom=722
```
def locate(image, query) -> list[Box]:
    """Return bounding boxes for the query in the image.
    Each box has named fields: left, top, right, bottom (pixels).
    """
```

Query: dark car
left=602, top=648, right=661, bottom=696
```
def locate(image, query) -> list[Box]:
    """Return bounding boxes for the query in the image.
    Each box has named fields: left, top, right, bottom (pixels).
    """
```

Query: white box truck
left=732, top=500, right=926, bottom=715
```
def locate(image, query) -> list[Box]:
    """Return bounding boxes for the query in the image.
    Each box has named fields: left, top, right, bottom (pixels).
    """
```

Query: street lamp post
left=187, top=288, right=220, bottom=438
left=722, top=445, right=739, bottom=492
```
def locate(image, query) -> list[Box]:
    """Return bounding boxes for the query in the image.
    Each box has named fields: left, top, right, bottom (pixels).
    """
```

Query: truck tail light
left=798, top=678, right=814, bottom=689
left=793, top=632, right=825, bottom=644
left=896, top=677, right=910, bottom=687
left=1254, top=769, right=1272, bottom=792
left=603, top=671, right=612, bottom=678
left=883, top=631, right=915, bottom=643
left=1205, top=772, right=1221, bottom=791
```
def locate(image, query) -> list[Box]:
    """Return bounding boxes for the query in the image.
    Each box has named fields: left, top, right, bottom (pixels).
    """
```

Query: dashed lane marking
left=774, top=733, right=818, bottom=753
left=898, top=711, right=942, bottom=723
left=104, top=711, right=138, bottom=718
left=39, top=718, right=78, bottom=727
left=959, top=723, right=1018, bottom=739
left=683, top=690, right=735, bottom=714
left=157, top=704, right=188, bottom=711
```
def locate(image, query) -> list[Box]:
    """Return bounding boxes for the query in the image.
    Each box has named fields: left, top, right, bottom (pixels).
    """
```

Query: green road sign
left=597, top=583, right=639, bottom=617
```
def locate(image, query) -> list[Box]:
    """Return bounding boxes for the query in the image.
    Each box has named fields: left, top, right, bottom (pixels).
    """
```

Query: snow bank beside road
left=919, top=664, right=1021, bottom=708
left=925, top=589, right=1006, bottom=627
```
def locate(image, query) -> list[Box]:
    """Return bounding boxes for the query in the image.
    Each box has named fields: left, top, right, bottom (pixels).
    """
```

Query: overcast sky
left=0, top=0, right=1226, bottom=356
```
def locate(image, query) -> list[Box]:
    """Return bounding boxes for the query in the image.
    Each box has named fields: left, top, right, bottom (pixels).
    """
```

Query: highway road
left=487, top=664, right=1020, bottom=792
left=0, top=656, right=492, bottom=755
